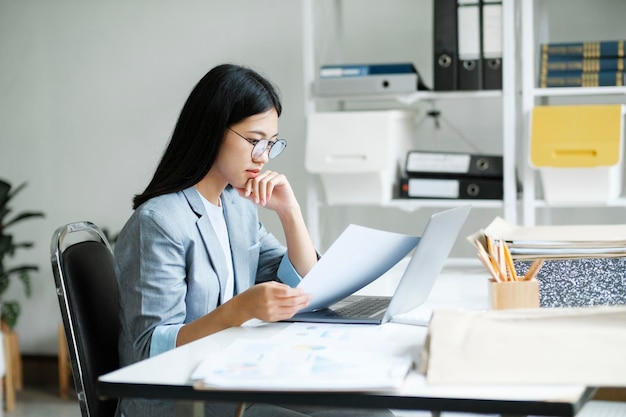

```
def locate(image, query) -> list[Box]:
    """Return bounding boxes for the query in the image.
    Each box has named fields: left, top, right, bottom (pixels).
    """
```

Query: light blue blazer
left=114, top=186, right=302, bottom=367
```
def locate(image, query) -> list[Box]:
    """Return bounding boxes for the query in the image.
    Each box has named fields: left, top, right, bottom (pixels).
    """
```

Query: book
left=540, top=57, right=626, bottom=73
left=539, top=71, right=625, bottom=88
left=540, top=40, right=626, bottom=58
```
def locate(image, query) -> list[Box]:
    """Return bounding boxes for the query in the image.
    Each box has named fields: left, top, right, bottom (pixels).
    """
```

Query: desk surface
left=98, top=259, right=593, bottom=416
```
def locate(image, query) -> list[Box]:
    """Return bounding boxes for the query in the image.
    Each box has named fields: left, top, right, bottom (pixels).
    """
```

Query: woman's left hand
left=235, top=170, right=298, bottom=213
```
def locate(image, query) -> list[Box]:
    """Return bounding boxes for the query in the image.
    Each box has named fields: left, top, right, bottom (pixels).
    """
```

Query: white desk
left=98, top=259, right=593, bottom=416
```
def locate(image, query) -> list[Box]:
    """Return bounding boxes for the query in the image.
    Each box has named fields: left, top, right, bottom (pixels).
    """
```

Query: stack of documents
left=421, top=306, right=626, bottom=385
left=191, top=324, right=413, bottom=392
left=472, top=217, right=626, bottom=260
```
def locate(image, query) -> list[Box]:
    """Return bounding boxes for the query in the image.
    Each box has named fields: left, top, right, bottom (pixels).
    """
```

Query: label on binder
left=405, top=151, right=504, bottom=178
left=402, top=178, right=460, bottom=199
left=407, top=153, right=471, bottom=174
left=399, top=177, right=503, bottom=199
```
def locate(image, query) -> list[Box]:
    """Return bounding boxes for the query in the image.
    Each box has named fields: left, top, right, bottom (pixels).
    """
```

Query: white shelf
left=532, top=197, right=626, bottom=208
left=318, top=199, right=503, bottom=211
left=314, top=90, right=502, bottom=105
left=302, top=0, right=516, bottom=246
left=533, top=86, right=626, bottom=97
left=519, top=0, right=626, bottom=226
left=385, top=199, right=503, bottom=212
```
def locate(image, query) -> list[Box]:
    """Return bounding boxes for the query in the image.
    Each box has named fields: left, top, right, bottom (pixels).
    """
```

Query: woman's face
left=211, top=108, right=279, bottom=190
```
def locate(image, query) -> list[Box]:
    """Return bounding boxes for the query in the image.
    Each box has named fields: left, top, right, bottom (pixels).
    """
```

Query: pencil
left=502, top=241, right=518, bottom=282
left=475, top=241, right=502, bottom=282
left=496, top=240, right=507, bottom=281
left=524, top=259, right=545, bottom=281
left=475, top=238, right=506, bottom=282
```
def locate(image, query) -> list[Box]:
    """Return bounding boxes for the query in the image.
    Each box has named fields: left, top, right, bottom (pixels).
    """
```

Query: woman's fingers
left=242, top=282, right=311, bottom=322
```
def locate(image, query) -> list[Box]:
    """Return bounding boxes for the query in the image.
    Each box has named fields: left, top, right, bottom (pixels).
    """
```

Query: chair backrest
left=50, top=221, right=120, bottom=417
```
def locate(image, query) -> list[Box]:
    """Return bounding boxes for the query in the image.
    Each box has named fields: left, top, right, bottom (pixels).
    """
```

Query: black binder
left=433, top=0, right=458, bottom=91
left=457, top=0, right=482, bottom=90
left=405, top=151, right=503, bottom=179
left=399, top=176, right=503, bottom=200
left=481, top=0, right=503, bottom=89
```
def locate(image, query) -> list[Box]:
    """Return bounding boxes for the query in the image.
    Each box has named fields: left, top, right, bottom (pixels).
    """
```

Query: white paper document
left=191, top=324, right=413, bottom=391
left=484, top=217, right=626, bottom=244
left=296, top=224, right=420, bottom=312
left=469, top=217, right=626, bottom=259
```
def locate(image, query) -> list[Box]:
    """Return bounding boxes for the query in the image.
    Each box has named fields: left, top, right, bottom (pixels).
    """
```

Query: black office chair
left=50, top=221, right=120, bottom=417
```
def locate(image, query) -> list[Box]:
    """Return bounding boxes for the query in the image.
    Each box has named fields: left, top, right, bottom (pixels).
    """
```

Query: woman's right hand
left=237, top=281, right=312, bottom=322
left=177, top=282, right=311, bottom=347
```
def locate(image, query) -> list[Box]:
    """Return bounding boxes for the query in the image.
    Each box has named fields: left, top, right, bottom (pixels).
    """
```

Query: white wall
left=1, top=0, right=625, bottom=355
left=0, top=0, right=306, bottom=354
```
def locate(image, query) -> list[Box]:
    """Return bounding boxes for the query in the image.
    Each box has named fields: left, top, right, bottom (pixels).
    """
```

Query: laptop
left=285, top=205, right=471, bottom=325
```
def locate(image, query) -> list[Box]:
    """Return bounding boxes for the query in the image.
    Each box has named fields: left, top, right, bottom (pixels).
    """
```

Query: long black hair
left=132, top=64, right=282, bottom=209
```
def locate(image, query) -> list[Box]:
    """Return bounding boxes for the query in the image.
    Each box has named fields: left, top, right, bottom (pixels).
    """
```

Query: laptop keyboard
left=333, top=296, right=390, bottom=318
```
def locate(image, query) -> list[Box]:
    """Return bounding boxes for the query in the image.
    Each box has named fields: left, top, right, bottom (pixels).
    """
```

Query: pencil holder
left=489, top=280, right=540, bottom=310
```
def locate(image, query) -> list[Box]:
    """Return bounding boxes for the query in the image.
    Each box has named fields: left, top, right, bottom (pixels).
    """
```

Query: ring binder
left=457, top=0, right=482, bottom=90
left=481, top=0, right=503, bottom=90
left=399, top=177, right=503, bottom=200
left=433, top=0, right=459, bottom=90
left=405, top=151, right=503, bottom=178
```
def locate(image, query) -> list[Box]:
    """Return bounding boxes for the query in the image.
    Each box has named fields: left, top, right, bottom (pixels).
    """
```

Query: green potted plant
left=0, top=179, right=44, bottom=329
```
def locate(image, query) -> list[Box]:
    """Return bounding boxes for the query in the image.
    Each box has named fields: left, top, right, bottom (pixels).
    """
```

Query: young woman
left=114, top=64, right=393, bottom=417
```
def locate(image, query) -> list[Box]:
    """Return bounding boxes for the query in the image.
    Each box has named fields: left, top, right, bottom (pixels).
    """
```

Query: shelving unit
left=301, top=0, right=517, bottom=247
left=519, top=0, right=626, bottom=226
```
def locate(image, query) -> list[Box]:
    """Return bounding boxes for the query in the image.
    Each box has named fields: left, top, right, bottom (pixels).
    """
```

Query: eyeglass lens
left=252, top=139, right=287, bottom=159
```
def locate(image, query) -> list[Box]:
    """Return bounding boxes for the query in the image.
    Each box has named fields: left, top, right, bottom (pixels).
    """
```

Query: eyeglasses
left=228, top=128, right=287, bottom=160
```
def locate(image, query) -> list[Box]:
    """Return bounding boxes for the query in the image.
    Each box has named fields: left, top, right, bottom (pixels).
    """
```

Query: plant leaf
left=0, top=235, right=12, bottom=256
left=3, top=265, right=36, bottom=297
left=0, top=273, right=8, bottom=294
left=0, top=206, right=9, bottom=223
left=4, top=211, right=45, bottom=229
left=5, top=265, right=38, bottom=275
left=6, top=182, right=26, bottom=201
left=1, top=301, right=20, bottom=329
left=0, top=180, right=10, bottom=205
left=10, top=241, right=34, bottom=250
left=18, top=269, right=32, bottom=297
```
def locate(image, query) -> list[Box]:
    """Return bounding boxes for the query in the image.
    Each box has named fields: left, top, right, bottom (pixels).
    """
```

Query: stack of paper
left=420, top=306, right=626, bottom=385
left=471, top=217, right=626, bottom=260
left=191, top=324, right=414, bottom=392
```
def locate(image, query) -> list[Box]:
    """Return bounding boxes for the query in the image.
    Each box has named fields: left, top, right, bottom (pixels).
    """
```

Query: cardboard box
left=530, top=104, right=625, bottom=204
left=305, top=110, right=415, bottom=205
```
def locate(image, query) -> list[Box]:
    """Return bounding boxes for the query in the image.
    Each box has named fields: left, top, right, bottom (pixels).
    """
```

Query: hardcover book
left=539, top=71, right=625, bottom=88
left=540, top=40, right=625, bottom=58
left=540, top=57, right=625, bottom=73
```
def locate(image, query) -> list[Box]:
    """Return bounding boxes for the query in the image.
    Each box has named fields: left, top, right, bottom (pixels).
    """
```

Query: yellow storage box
left=530, top=104, right=625, bottom=203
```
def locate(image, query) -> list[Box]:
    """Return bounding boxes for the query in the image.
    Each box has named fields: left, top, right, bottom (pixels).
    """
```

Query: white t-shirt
left=197, top=191, right=234, bottom=303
